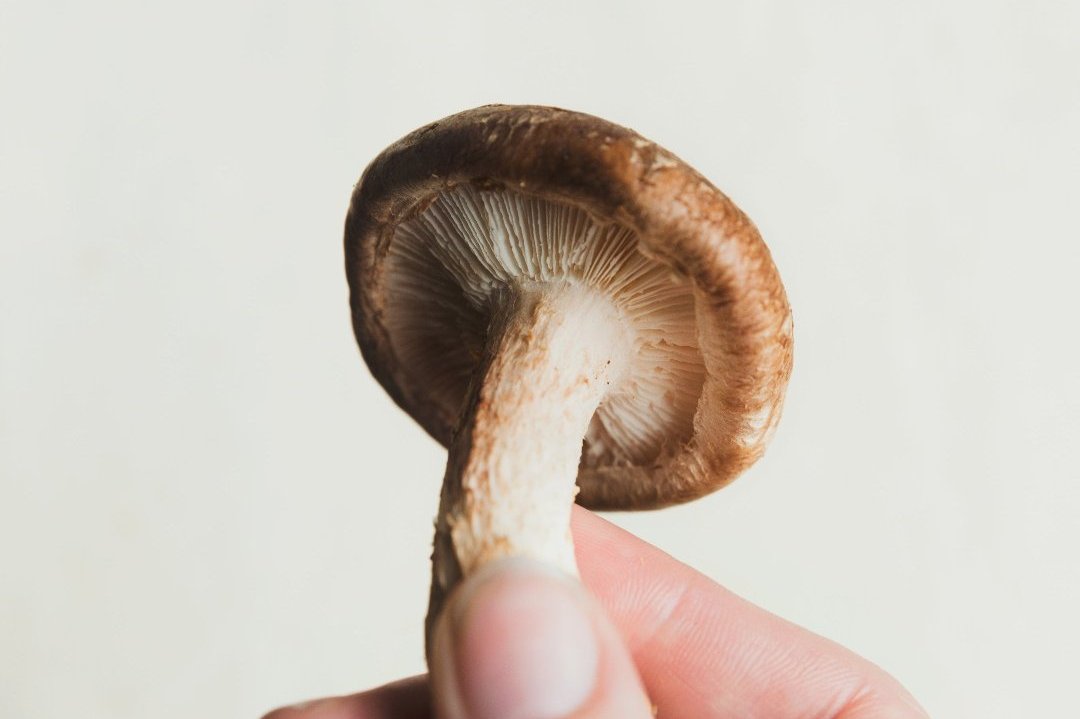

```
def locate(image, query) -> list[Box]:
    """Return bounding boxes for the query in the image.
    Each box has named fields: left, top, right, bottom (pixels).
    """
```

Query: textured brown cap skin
left=345, top=104, right=793, bottom=510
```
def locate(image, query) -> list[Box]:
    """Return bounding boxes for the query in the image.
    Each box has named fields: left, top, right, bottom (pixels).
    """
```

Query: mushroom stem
left=426, top=281, right=631, bottom=644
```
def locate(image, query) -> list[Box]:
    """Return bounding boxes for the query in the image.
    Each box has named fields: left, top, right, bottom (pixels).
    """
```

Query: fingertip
left=431, top=557, right=653, bottom=719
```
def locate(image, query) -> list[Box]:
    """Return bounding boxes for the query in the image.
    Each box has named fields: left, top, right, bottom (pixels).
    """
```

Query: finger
left=571, top=505, right=927, bottom=718
left=429, top=558, right=654, bottom=719
left=261, top=675, right=431, bottom=719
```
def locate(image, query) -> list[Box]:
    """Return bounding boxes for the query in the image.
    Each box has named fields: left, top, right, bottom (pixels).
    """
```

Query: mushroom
left=344, top=105, right=793, bottom=653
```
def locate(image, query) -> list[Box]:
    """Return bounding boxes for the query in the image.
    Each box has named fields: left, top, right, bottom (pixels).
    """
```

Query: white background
left=2, top=2, right=1078, bottom=717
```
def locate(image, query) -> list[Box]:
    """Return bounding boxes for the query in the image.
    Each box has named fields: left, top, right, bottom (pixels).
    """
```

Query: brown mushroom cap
left=346, top=104, right=793, bottom=510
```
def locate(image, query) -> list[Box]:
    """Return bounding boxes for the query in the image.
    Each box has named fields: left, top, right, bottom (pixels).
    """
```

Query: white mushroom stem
left=427, top=281, right=631, bottom=640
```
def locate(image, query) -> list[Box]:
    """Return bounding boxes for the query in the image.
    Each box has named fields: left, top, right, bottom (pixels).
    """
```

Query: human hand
left=263, top=506, right=928, bottom=719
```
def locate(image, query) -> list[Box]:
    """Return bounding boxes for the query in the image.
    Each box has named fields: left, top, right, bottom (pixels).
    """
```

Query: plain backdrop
left=2, top=1, right=1078, bottom=717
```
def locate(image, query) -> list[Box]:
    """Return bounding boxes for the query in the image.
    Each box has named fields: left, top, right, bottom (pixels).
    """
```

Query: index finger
left=572, top=505, right=927, bottom=718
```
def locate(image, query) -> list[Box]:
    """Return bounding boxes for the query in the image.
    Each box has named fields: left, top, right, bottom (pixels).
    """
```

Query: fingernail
left=433, top=558, right=599, bottom=719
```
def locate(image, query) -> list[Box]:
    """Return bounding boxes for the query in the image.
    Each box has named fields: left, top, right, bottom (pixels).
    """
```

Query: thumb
left=430, top=558, right=654, bottom=719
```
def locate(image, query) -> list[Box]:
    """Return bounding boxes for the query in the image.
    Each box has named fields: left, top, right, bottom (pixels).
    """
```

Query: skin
left=262, top=507, right=928, bottom=719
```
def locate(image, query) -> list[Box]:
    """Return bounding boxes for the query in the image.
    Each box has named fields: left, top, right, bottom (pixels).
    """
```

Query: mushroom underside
left=383, top=183, right=708, bottom=477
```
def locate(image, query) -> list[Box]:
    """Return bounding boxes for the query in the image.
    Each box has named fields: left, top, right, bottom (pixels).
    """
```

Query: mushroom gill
left=383, top=183, right=706, bottom=470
